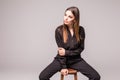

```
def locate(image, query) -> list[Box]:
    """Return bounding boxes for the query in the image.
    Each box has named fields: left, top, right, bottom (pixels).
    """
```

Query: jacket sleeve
left=65, top=26, right=85, bottom=56
left=55, top=27, right=67, bottom=69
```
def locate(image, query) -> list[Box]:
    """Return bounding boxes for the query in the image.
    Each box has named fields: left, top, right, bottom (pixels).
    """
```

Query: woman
left=39, top=6, right=100, bottom=80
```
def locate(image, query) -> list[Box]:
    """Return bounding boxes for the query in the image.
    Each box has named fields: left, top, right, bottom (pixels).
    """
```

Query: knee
left=39, top=73, right=47, bottom=80
left=93, top=73, right=101, bottom=80
left=39, top=73, right=43, bottom=80
left=88, top=71, right=101, bottom=80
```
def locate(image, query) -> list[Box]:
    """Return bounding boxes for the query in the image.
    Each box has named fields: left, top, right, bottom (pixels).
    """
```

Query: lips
left=64, top=20, right=68, bottom=24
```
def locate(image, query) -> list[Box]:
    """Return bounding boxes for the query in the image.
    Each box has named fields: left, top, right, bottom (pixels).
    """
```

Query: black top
left=55, top=25, right=85, bottom=69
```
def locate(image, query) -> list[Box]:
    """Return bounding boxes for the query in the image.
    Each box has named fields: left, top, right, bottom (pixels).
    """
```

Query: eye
left=64, top=13, right=67, bottom=16
left=69, top=16, right=73, bottom=18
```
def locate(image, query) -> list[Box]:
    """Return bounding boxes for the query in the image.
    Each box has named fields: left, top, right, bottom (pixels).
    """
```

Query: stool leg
left=74, top=73, right=77, bottom=80
left=61, top=74, right=64, bottom=80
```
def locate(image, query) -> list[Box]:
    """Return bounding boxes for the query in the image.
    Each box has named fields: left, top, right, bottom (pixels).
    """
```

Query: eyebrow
left=65, top=12, right=74, bottom=18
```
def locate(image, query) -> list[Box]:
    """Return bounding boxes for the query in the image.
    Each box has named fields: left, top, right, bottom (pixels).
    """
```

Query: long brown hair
left=63, top=6, right=80, bottom=43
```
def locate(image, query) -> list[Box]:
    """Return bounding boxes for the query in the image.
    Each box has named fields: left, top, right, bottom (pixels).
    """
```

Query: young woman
left=39, top=6, right=100, bottom=80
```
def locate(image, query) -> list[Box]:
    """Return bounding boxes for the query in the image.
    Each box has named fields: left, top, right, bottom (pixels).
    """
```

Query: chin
left=64, top=22, right=69, bottom=25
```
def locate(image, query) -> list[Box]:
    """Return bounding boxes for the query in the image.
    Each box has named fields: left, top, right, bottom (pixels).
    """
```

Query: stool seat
left=60, top=68, right=78, bottom=80
left=68, top=68, right=77, bottom=74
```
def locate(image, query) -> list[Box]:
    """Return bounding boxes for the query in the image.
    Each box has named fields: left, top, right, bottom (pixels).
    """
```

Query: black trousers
left=39, top=59, right=100, bottom=80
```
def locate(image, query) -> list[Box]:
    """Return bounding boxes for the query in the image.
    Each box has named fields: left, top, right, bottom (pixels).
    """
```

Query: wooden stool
left=60, top=69, right=77, bottom=80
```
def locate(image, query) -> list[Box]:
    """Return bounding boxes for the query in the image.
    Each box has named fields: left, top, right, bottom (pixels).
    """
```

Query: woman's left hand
left=61, top=69, right=68, bottom=76
left=58, top=47, right=65, bottom=56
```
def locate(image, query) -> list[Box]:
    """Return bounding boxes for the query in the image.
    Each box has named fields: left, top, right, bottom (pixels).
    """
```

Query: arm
left=55, top=27, right=64, bottom=47
left=65, top=39, right=84, bottom=56
left=65, top=26, right=85, bottom=56
left=55, top=26, right=67, bottom=69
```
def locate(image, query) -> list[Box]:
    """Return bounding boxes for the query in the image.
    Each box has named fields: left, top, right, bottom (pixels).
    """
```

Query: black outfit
left=39, top=25, right=100, bottom=80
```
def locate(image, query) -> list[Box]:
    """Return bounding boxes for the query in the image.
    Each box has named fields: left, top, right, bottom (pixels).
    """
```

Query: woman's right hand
left=58, top=47, right=65, bottom=56
left=60, top=69, right=68, bottom=76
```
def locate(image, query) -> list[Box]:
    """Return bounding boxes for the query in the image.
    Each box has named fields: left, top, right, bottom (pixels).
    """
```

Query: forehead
left=65, top=10, right=74, bottom=17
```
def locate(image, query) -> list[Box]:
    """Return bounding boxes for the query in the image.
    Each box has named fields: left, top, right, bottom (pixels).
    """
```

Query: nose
left=64, top=16, right=68, bottom=20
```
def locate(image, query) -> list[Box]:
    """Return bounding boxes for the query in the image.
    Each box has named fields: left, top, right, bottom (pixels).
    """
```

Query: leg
left=69, top=59, right=101, bottom=80
left=39, top=59, right=62, bottom=80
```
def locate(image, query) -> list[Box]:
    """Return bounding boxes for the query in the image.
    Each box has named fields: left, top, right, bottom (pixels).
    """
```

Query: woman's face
left=64, top=10, right=75, bottom=26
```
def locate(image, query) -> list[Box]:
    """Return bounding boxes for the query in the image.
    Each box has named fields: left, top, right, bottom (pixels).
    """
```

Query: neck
left=68, top=25, right=73, bottom=30
left=68, top=25, right=74, bottom=36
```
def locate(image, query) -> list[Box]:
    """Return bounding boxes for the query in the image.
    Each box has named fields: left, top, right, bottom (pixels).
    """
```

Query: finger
left=63, top=72, right=66, bottom=76
left=64, top=72, right=67, bottom=76
left=61, top=71, right=63, bottom=75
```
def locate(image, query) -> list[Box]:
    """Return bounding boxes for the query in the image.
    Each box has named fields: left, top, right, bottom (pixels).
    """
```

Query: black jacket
left=55, top=25, right=85, bottom=69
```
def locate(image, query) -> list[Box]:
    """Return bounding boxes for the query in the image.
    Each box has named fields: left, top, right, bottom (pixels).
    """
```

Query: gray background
left=0, top=0, right=120, bottom=80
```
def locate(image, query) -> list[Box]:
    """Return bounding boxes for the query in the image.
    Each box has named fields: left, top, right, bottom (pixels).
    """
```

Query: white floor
left=0, top=69, right=120, bottom=80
